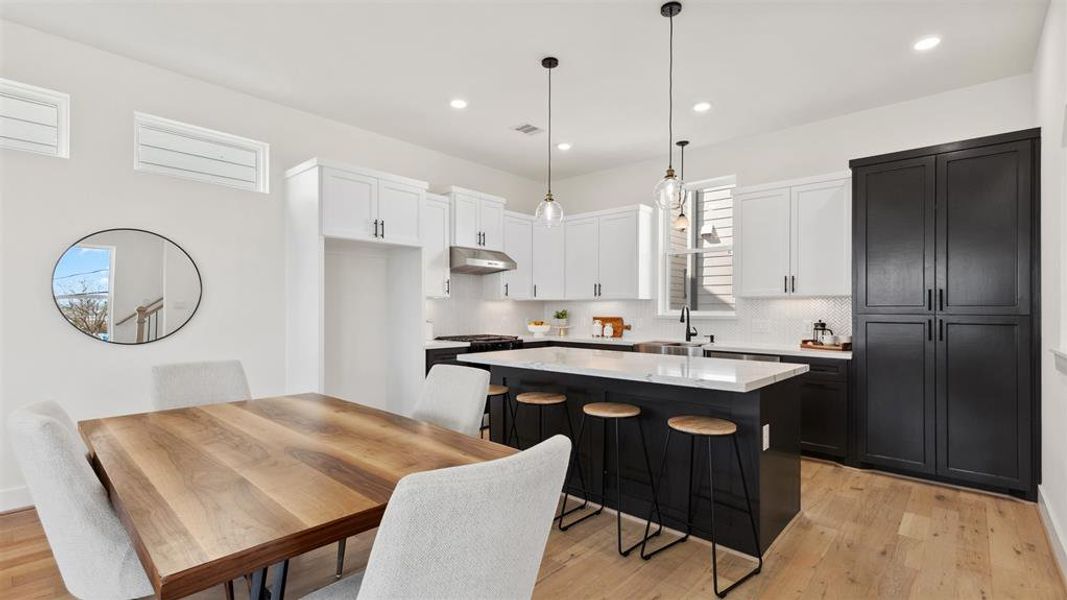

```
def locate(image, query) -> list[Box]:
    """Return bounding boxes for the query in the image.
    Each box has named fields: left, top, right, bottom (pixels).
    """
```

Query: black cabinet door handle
left=505, top=283, right=509, bottom=297
left=598, top=283, right=602, bottom=296
left=784, top=275, right=788, bottom=293
left=446, top=278, right=450, bottom=294
left=533, top=284, right=537, bottom=298
left=938, top=288, right=944, bottom=311
left=938, top=319, right=944, bottom=341
left=373, top=219, right=379, bottom=238
left=927, top=289, right=932, bottom=311
left=927, top=319, right=932, bottom=341
left=381, top=220, right=385, bottom=238
left=791, top=275, right=796, bottom=293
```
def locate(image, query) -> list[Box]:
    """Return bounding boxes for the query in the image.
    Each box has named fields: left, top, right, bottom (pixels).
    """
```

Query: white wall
left=1034, top=0, right=1067, bottom=575
left=0, top=20, right=539, bottom=510
left=554, top=74, right=1036, bottom=213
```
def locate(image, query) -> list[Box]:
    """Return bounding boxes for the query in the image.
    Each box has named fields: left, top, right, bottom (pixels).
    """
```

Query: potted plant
left=553, top=309, right=569, bottom=329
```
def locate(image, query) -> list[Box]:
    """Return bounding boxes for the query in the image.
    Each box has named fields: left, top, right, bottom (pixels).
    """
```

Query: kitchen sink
left=632, top=340, right=707, bottom=357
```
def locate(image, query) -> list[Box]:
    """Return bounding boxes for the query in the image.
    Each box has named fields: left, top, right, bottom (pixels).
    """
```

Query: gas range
left=435, top=334, right=523, bottom=352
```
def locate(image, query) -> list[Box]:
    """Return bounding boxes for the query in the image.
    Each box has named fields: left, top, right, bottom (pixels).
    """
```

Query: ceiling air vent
left=134, top=112, right=269, bottom=193
left=0, top=78, right=70, bottom=158
left=512, top=123, right=543, bottom=135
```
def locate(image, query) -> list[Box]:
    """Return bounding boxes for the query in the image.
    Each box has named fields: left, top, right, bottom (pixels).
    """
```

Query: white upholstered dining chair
left=7, top=402, right=154, bottom=600
left=151, top=359, right=251, bottom=409
left=411, top=364, right=490, bottom=437
left=303, top=435, right=571, bottom=600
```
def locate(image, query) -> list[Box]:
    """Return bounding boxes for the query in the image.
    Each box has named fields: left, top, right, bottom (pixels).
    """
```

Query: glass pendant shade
left=672, top=210, right=689, bottom=231
left=654, top=168, right=680, bottom=209
left=536, top=193, right=564, bottom=228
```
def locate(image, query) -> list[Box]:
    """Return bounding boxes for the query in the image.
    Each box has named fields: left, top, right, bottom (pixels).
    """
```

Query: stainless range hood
left=450, top=246, right=516, bottom=275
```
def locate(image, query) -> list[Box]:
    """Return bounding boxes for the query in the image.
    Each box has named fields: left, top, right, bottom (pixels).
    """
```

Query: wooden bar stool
left=484, top=384, right=510, bottom=441
left=557, top=402, right=664, bottom=557
left=509, top=392, right=577, bottom=450
left=640, top=415, right=762, bottom=598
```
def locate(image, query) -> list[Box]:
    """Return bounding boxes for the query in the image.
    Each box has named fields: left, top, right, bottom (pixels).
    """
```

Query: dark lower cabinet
left=855, top=315, right=937, bottom=474
left=937, top=316, right=1031, bottom=489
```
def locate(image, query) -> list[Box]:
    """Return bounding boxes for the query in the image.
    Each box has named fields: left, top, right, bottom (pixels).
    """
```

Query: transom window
left=658, top=176, right=736, bottom=318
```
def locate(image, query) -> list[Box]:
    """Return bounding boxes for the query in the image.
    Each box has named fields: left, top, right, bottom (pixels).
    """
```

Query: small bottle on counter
left=592, top=319, right=603, bottom=337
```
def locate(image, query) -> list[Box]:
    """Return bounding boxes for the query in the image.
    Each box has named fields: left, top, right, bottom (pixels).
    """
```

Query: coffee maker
left=812, top=320, right=834, bottom=345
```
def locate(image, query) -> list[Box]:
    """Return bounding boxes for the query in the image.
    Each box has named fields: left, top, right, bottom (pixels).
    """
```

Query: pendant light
left=535, top=56, right=564, bottom=228
left=653, top=1, right=683, bottom=210
left=672, top=140, right=690, bottom=231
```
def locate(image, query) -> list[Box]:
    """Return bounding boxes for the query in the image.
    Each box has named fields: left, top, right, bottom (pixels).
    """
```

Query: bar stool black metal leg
left=621, top=418, right=663, bottom=556
left=509, top=400, right=523, bottom=450
left=709, top=435, right=763, bottom=598
left=250, top=567, right=268, bottom=600
left=557, top=413, right=594, bottom=528
left=538, top=405, right=545, bottom=444
left=641, top=433, right=695, bottom=560
left=334, top=538, right=346, bottom=579
left=271, top=559, right=290, bottom=600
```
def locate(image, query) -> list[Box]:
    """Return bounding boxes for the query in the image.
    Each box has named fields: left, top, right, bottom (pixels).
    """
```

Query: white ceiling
left=0, top=1, right=1049, bottom=180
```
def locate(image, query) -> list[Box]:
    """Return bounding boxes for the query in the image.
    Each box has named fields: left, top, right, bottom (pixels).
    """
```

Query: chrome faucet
left=680, top=306, right=698, bottom=342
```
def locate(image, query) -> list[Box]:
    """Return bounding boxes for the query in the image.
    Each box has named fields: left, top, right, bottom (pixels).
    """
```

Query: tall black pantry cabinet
left=850, top=129, right=1039, bottom=498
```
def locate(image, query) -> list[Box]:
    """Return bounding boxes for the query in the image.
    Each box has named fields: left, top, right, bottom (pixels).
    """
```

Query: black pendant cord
left=547, top=65, right=552, bottom=197
left=667, top=11, right=674, bottom=171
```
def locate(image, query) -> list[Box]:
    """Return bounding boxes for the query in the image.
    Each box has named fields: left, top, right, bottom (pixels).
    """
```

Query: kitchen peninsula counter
left=460, top=346, right=804, bottom=554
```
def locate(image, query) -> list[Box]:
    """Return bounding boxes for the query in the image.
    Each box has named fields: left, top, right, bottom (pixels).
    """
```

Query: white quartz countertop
left=424, top=340, right=471, bottom=350
left=458, top=346, right=809, bottom=393
left=520, top=335, right=637, bottom=346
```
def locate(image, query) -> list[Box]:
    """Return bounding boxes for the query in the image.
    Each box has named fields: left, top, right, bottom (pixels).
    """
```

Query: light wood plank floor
left=2, top=459, right=1064, bottom=599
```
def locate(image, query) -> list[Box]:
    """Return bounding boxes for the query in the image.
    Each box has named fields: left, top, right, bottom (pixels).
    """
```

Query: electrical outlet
left=762, top=424, right=770, bottom=451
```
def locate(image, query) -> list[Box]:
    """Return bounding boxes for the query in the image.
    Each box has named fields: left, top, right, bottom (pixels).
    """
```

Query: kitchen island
left=459, top=346, right=808, bottom=555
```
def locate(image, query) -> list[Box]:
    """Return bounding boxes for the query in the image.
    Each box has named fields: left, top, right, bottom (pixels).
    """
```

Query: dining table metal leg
left=250, top=567, right=268, bottom=600
left=272, top=559, right=290, bottom=600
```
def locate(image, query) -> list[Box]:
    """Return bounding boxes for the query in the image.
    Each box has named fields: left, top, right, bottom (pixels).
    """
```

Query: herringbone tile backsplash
left=427, top=274, right=851, bottom=345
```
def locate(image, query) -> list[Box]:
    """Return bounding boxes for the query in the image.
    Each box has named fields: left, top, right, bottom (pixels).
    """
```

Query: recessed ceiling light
left=557, top=142, right=572, bottom=151
left=449, top=98, right=468, bottom=109
left=913, top=36, right=941, bottom=51
left=692, top=101, right=712, bottom=113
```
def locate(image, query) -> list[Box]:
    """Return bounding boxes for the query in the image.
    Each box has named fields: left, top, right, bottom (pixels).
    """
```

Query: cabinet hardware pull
left=593, top=283, right=597, bottom=297
left=380, top=220, right=385, bottom=238
left=446, top=279, right=450, bottom=294
left=784, top=275, right=788, bottom=293
left=938, top=288, right=944, bottom=311
left=373, top=219, right=380, bottom=238
left=533, top=284, right=537, bottom=298
left=598, top=283, right=602, bottom=296
left=927, top=319, right=932, bottom=341
left=505, top=283, right=509, bottom=297
left=791, top=275, right=796, bottom=293
left=927, top=289, right=932, bottom=311
left=938, top=319, right=944, bottom=341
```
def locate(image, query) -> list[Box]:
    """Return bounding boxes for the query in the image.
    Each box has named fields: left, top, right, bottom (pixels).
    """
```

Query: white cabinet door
left=532, top=223, right=565, bottom=299
left=321, top=169, right=377, bottom=240
left=564, top=217, right=598, bottom=300
left=737, top=187, right=791, bottom=297
left=479, top=200, right=505, bottom=252
left=596, top=211, right=640, bottom=299
left=421, top=196, right=451, bottom=298
left=791, top=179, right=851, bottom=296
left=451, top=193, right=480, bottom=247
left=377, top=180, right=422, bottom=246
left=502, top=215, right=532, bottom=299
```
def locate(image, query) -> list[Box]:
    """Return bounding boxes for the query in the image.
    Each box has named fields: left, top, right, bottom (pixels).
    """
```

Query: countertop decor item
left=527, top=320, right=551, bottom=337
left=535, top=56, right=564, bottom=228
left=800, top=339, right=852, bottom=352
left=592, top=316, right=629, bottom=338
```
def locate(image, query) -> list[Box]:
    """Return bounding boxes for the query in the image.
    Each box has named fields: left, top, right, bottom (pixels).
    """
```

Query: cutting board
left=593, top=316, right=630, bottom=338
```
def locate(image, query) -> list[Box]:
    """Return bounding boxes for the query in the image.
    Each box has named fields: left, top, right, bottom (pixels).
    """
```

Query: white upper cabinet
left=485, top=212, right=533, bottom=300
left=790, top=179, right=851, bottom=296
left=377, top=179, right=423, bottom=246
left=737, top=187, right=791, bottom=296
left=562, top=206, right=653, bottom=301
left=422, top=193, right=451, bottom=299
left=736, top=172, right=851, bottom=297
left=446, top=187, right=506, bottom=251
left=531, top=222, right=566, bottom=300
left=286, top=159, right=427, bottom=247
left=564, top=217, right=598, bottom=300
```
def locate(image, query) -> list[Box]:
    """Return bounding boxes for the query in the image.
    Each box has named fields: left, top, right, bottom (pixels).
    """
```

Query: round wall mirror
left=51, top=229, right=202, bottom=344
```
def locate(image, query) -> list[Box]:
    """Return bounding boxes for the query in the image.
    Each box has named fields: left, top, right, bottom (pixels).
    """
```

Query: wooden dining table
left=78, top=393, right=515, bottom=600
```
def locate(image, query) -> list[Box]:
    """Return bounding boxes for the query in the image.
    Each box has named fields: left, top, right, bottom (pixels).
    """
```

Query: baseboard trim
left=0, top=486, right=32, bottom=514
left=1038, top=486, right=1067, bottom=589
